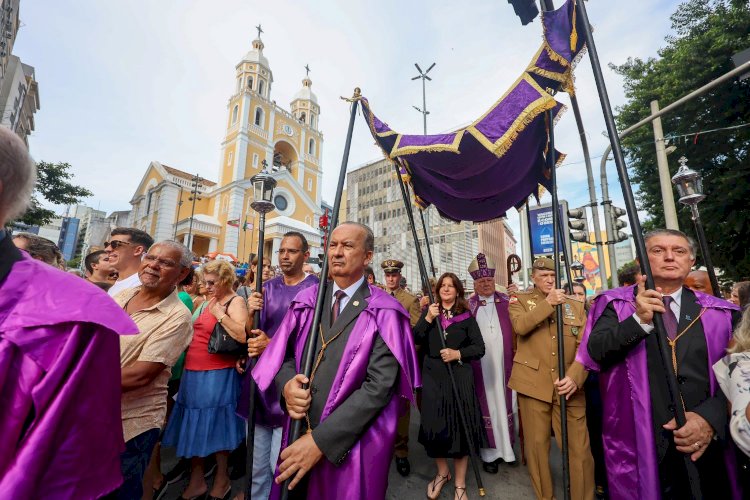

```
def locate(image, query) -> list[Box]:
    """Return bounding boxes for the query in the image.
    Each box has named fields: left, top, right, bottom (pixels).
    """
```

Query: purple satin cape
left=576, top=286, right=740, bottom=500
left=252, top=284, right=421, bottom=500
left=469, top=293, right=515, bottom=449
left=0, top=253, right=139, bottom=498
left=236, top=274, right=319, bottom=426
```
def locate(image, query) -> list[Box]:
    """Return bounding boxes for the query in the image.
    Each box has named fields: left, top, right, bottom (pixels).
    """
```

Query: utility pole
left=651, top=100, right=679, bottom=230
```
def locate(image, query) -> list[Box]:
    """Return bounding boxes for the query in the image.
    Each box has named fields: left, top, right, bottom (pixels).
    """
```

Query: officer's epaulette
left=508, top=290, right=532, bottom=304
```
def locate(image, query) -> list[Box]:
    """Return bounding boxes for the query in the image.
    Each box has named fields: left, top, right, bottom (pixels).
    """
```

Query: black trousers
left=659, top=441, right=732, bottom=499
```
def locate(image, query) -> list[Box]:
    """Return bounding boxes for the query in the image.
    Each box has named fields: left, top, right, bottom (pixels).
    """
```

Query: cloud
left=15, top=0, right=681, bottom=245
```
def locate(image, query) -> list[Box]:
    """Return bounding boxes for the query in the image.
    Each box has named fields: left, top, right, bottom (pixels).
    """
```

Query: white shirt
left=633, top=286, right=683, bottom=333
left=108, top=272, right=142, bottom=297
left=331, top=275, right=366, bottom=313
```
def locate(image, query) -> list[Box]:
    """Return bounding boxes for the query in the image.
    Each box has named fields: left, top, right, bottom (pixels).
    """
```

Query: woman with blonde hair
left=163, top=260, right=248, bottom=500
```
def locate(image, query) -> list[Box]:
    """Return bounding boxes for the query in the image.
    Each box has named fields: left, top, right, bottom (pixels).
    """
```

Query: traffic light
left=610, top=206, right=628, bottom=243
left=568, top=206, right=590, bottom=244
left=508, top=0, right=539, bottom=25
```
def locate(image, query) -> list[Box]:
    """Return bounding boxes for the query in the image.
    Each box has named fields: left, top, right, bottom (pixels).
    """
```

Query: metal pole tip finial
left=341, top=88, right=362, bottom=102
left=678, top=156, right=689, bottom=168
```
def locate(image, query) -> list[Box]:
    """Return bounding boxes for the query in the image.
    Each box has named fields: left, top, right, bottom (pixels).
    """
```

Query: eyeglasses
left=143, top=254, right=177, bottom=269
left=104, top=240, right=131, bottom=250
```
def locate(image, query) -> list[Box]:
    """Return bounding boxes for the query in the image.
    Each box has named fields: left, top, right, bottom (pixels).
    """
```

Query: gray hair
left=150, top=240, right=194, bottom=268
left=0, top=127, right=36, bottom=225
left=644, top=229, right=697, bottom=258
left=338, top=221, right=375, bottom=252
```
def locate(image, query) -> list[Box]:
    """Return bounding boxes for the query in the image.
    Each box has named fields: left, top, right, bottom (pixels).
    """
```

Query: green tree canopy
left=612, top=0, right=750, bottom=279
left=17, top=161, right=93, bottom=227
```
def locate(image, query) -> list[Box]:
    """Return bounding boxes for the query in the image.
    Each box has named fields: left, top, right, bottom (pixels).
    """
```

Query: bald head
left=685, top=270, right=714, bottom=296
left=0, top=127, right=35, bottom=226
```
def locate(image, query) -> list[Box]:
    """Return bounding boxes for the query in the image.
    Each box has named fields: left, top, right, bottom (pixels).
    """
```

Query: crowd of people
left=3, top=122, right=750, bottom=500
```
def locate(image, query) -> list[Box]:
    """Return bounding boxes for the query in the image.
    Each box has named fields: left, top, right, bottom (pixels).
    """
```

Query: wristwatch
left=218, top=314, right=226, bottom=324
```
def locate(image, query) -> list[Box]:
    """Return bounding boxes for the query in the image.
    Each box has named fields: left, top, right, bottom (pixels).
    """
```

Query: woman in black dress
left=415, top=272, right=487, bottom=500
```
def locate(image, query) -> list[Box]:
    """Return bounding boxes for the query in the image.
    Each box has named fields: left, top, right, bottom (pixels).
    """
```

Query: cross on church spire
left=255, top=24, right=263, bottom=39
left=305, top=64, right=311, bottom=77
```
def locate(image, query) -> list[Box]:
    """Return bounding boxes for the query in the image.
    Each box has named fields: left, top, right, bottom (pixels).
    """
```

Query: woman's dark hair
left=435, top=272, right=469, bottom=314
left=179, top=266, right=195, bottom=287
left=738, top=281, right=750, bottom=309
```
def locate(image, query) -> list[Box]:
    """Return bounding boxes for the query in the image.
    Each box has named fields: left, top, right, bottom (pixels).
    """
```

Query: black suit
left=587, top=286, right=739, bottom=499
left=274, top=280, right=399, bottom=498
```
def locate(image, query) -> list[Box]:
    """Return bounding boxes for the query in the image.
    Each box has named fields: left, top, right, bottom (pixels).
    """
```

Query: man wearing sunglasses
left=106, top=227, right=154, bottom=297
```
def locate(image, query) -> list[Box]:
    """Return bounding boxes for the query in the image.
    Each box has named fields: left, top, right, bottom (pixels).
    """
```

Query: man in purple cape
left=237, top=231, right=319, bottom=500
left=577, top=229, right=742, bottom=499
left=467, top=253, right=517, bottom=472
left=0, top=126, right=138, bottom=499
left=252, top=222, right=420, bottom=500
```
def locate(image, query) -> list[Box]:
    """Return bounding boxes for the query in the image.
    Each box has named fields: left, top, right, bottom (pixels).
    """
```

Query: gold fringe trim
left=391, top=131, right=463, bottom=157
left=467, top=73, right=558, bottom=158
left=570, top=0, right=578, bottom=52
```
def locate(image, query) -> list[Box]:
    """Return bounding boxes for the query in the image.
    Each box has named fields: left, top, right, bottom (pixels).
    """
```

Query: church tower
left=212, top=27, right=325, bottom=261
left=290, top=70, right=319, bottom=131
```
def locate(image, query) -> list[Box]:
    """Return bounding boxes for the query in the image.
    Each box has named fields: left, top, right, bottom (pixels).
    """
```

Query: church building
left=129, top=29, right=324, bottom=262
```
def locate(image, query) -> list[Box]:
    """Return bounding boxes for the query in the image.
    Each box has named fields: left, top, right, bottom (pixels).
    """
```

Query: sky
left=14, top=0, right=682, bottom=250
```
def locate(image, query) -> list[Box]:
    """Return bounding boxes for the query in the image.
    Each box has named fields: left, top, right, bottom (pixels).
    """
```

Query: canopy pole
left=536, top=1, right=570, bottom=495
left=547, top=108, right=571, bottom=500
left=280, top=90, right=361, bottom=500
left=404, top=181, right=436, bottom=276
left=393, top=161, right=486, bottom=497
left=575, top=1, right=702, bottom=496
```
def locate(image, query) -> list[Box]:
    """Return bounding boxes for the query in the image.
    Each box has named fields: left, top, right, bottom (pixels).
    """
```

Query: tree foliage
left=612, top=0, right=750, bottom=279
left=17, top=161, right=93, bottom=227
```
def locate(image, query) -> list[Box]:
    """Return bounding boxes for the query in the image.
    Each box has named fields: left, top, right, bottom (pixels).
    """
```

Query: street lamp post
left=185, top=175, right=203, bottom=251
left=671, top=157, right=721, bottom=297
left=173, top=184, right=184, bottom=240
left=411, top=62, right=437, bottom=276
left=570, top=257, right=585, bottom=283
left=243, top=167, right=277, bottom=498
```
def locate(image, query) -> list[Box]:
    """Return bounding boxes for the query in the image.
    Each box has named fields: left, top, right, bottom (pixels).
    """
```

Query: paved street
left=161, top=406, right=564, bottom=499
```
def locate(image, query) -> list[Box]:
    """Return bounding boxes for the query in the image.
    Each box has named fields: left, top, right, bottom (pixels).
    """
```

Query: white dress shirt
left=331, top=275, right=366, bottom=313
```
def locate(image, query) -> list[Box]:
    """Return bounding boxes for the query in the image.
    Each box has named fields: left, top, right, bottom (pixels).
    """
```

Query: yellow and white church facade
left=129, top=34, right=324, bottom=263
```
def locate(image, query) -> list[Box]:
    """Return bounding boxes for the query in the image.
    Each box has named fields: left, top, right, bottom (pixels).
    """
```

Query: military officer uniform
left=382, top=259, right=421, bottom=476
left=508, top=257, right=594, bottom=500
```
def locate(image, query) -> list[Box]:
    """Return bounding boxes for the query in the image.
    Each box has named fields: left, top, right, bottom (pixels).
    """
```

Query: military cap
left=532, top=257, right=555, bottom=271
left=381, top=259, right=404, bottom=273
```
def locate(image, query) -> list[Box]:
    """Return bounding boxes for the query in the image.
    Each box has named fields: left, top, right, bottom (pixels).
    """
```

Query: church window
left=231, top=105, right=238, bottom=123
left=274, top=195, right=288, bottom=211
left=258, top=80, right=265, bottom=97
left=254, top=107, right=264, bottom=127
left=146, top=190, right=153, bottom=214
left=300, top=112, right=306, bottom=124
left=310, top=115, right=316, bottom=128
left=308, top=139, right=315, bottom=155
left=252, top=153, right=259, bottom=167
left=307, top=178, right=313, bottom=191
left=248, top=76, right=253, bottom=89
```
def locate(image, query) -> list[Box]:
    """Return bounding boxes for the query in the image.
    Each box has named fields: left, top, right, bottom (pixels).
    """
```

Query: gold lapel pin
left=352, top=301, right=360, bottom=307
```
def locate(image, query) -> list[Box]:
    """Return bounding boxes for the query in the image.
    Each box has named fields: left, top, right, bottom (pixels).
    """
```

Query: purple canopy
left=360, top=0, right=585, bottom=223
